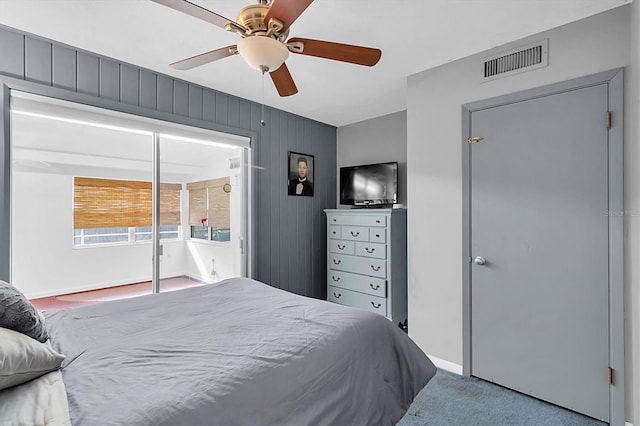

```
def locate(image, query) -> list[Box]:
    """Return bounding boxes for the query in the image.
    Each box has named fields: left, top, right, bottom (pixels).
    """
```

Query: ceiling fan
left=151, top=0, right=382, bottom=97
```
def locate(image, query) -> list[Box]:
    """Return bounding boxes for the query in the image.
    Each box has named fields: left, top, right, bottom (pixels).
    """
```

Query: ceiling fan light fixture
left=237, top=35, right=289, bottom=73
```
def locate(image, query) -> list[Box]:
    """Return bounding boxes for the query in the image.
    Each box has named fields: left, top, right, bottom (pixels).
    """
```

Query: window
left=73, top=177, right=181, bottom=246
left=190, top=226, right=210, bottom=241
left=73, top=227, right=129, bottom=246
left=135, top=226, right=180, bottom=241
left=187, top=177, right=231, bottom=242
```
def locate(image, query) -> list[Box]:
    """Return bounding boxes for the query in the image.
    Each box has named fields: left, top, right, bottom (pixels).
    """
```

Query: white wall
left=336, top=111, right=407, bottom=207
left=406, top=6, right=638, bottom=423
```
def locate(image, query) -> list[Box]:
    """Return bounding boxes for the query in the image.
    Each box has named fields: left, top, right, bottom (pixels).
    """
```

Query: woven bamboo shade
left=74, top=177, right=181, bottom=229
left=188, top=187, right=207, bottom=227
left=160, top=183, right=182, bottom=226
left=207, top=179, right=230, bottom=230
left=187, top=177, right=230, bottom=229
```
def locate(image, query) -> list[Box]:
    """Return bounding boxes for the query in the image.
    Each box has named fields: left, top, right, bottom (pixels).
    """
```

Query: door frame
left=461, top=68, right=624, bottom=424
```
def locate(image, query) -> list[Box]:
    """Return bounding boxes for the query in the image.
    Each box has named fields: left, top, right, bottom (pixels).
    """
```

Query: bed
left=1, top=277, right=436, bottom=425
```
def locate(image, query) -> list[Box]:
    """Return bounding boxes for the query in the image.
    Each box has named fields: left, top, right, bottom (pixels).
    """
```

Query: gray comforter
left=44, top=278, right=435, bottom=425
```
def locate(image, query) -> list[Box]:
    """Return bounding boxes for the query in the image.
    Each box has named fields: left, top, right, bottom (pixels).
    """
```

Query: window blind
left=74, top=177, right=181, bottom=229
left=159, top=183, right=182, bottom=226
left=188, top=187, right=207, bottom=227
left=187, top=177, right=230, bottom=230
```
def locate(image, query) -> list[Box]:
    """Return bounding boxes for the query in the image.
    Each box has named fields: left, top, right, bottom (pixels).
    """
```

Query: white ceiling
left=0, top=0, right=630, bottom=127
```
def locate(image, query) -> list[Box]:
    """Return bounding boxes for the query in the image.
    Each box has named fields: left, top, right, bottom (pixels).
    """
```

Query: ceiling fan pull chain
left=260, top=68, right=266, bottom=126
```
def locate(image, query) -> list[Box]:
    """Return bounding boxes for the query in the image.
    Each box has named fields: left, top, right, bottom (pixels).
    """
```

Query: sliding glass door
left=10, top=92, right=250, bottom=305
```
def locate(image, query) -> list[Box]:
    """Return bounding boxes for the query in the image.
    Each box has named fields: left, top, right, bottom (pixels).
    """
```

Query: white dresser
left=324, top=208, right=407, bottom=326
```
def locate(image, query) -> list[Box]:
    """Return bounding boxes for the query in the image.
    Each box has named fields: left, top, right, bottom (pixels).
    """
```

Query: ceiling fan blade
left=151, top=0, right=246, bottom=32
left=269, top=63, right=298, bottom=97
left=263, top=0, right=313, bottom=33
left=287, top=38, right=381, bottom=66
left=170, top=46, right=238, bottom=70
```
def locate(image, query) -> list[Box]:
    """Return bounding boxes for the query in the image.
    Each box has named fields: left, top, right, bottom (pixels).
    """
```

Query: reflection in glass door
left=157, top=134, right=245, bottom=293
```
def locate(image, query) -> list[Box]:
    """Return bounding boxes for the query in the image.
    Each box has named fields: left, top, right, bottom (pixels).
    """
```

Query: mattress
left=44, top=277, right=435, bottom=425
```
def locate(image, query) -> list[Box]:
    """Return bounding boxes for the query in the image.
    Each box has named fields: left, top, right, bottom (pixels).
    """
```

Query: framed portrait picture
left=288, top=151, right=314, bottom=197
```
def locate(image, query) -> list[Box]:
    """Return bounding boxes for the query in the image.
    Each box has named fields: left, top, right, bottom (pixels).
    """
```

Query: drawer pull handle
left=376, top=220, right=381, bottom=224
left=370, top=265, right=381, bottom=271
left=337, top=244, right=346, bottom=250
left=371, top=302, right=382, bottom=309
left=333, top=292, right=342, bottom=299
left=375, top=234, right=381, bottom=238
left=365, top=247, right=375, bottom=253
left=350, top=231, right=360, bottom=237
left=333, top=218, right=337, bottom=222
left=370, top=284, right=380, bottom=290
left=333, top=259, right=342, bottom=265
left=332, top=231, right=338, bottom=235
left=332, top=276, right=341, bottom=282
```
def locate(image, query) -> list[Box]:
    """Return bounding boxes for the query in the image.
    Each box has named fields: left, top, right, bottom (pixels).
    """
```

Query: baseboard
left=426, top=354, right=463, bottom=375
left=25, top=276, right=151, bottom=299
left=25, top=273, right=191, bottom=299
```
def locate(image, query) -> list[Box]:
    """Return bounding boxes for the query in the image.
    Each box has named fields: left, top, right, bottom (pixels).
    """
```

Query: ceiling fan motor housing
left=236, top=4, right=287, bottom=40
left=237, top=4, right=268, bottom=34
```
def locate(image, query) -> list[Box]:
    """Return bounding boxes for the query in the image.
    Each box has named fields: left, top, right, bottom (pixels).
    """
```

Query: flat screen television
left=340, top=162, right=398, bottom=207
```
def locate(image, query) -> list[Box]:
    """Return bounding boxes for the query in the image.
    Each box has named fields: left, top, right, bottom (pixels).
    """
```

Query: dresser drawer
left=328, top=226, right=341, bottom=239
left=341, top=226, right=369, bottom=242
left=329, top=253, right=387, bottom=278
left=328, top=270, right=386, bottom=298
left=329, top=240, right=355, bottom=255
left=355, top=241, right=386, bottom=259
left=328, top=285, right=387, bottom=316
left=369, top=229, right=386, bottom=243
left=328, top=214, right=387, bottom=227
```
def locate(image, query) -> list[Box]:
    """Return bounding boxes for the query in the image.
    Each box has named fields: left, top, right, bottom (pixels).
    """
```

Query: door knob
left=474, top=256, right=486, bottom=265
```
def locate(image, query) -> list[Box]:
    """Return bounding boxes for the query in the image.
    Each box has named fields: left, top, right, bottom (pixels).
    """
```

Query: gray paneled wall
left=0, top=25, right=336, bottom=300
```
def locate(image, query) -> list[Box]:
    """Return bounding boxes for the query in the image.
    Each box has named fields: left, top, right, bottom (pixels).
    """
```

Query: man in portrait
left=288, top=155, right=313, bottom=196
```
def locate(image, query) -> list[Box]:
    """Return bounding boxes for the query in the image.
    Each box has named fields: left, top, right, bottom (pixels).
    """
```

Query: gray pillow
left=0, top=327, right=65, bottom=391
left=0, top=280, right=49, bottom=342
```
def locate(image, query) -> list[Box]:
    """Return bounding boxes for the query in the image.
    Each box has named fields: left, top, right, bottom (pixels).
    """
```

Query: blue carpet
left=398, top=370, right=606, bottom=426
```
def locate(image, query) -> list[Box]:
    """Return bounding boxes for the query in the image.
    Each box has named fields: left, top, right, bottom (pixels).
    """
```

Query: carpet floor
left=399, top=370, right=606, bottom=426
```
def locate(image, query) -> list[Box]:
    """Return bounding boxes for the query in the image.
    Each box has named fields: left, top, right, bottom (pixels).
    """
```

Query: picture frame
left=287, top=151, right=314, bottom=197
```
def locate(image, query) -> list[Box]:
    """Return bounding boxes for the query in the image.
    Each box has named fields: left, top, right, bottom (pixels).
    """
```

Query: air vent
left=483, top=39, right=548, bottom=81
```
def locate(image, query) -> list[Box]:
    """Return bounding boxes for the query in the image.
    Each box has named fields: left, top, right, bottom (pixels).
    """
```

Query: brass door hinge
left=608, top=367, right=613, bottom=385
left=468, top=136, right=483, bottom=144
left=606, top=111, right=612, bottom=129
